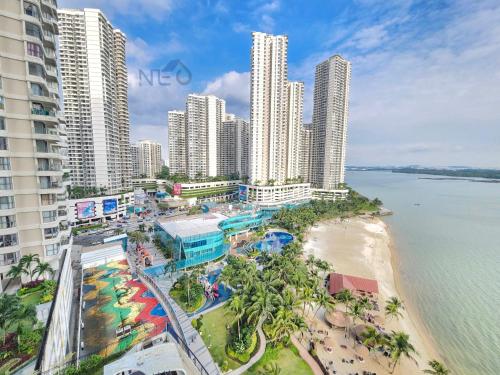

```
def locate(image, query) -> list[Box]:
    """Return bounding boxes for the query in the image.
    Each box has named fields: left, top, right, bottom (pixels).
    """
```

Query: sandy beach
left=302, top=216, right=441, bottom=374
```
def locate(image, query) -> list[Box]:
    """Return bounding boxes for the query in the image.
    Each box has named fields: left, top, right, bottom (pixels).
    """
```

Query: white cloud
left=292, top=1, right=500, bottom=167
left=203, top=71, right=250, bottom=118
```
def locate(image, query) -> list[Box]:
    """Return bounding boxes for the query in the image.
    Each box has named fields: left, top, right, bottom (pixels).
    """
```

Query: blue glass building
left=155, top=213, right=229, bottom=269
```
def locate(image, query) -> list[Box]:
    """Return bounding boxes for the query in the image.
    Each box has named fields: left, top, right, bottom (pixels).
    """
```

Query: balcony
left=34, top=126, right=58, bottom=136
left=32, top=108, right=56, bottom=117
left=38, top=163, right=61, bottom=172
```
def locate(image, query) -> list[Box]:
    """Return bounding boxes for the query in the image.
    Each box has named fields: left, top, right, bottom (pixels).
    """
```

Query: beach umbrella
left=352, top=324, right=370, bottom=340
left=354, top=344, right=370, bottom=358
left=325, top=310, right=350, bottom=328
left=324, top=336, right=335, bottom=349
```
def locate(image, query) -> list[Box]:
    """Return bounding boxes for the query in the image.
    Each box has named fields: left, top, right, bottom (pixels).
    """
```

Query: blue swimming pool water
left=254, top=231, right=294, bottom=253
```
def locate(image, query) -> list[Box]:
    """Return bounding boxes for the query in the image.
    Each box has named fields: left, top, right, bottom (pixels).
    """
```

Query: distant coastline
left=346, top=166, right=500, bottom=181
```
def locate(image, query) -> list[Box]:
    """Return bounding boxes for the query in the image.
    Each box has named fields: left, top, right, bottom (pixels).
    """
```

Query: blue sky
left=59, top=0, right=500, bottom=168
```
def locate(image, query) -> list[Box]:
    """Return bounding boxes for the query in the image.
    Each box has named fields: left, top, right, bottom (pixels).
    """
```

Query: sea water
left=347, top=171, right=500, bottom=375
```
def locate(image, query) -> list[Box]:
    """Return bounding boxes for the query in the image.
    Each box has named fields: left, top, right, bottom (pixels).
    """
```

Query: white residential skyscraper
left=131, top=144, right=140, bottom=178
left=167, top=110, right=186, bottom=175
left=137, top=140, right=162, bottom=179
left=286, top=81, right=304, bottom=180
left=185, top=94, right=225, bottom=179
left=58, top=8, right=131, bottom=194
left=0, top=0, right=72, bottom=291
left=249, top=32, right=289, bottom=184
left=299, top=123, right=313, bottom=182
left=311, top=55, right=351, bottom=190
left=219, top=115, right=250, bottom=178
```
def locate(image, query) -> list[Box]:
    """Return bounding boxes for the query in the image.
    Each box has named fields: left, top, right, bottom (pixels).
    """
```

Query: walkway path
left=228, top=323, right=267, bottom=375
left=291, top=335, right=324, bottom=375
left=138, top=271, right=220, bottom=375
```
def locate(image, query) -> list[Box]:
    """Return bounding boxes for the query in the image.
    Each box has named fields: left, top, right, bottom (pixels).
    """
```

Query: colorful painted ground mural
left=81, top=259, right=168, bottom=356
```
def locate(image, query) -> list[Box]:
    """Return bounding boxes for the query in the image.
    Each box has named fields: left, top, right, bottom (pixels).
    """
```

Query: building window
left=0, top=196, right=14, bottom=209
left=42, top=210, right=57, bottom=223
left=0, top=177, right=12, bottom=190
left=28, top=62, right=45, bottom=78
left=0, top=137, right=7, bottom=150
left=25, top=22, right=42, bottom=40
left=0, top=215, right=16, bottom=229
left=45, top=243, right=60, bottom=256
left=0, top=96, right=4, bottom=110
left=31, top=83, right=44, bottom=96
left=0, top=158, right=9, bottom=171
left=27, top=42, right=43, bottom=59
left=0, top=117, right=5, bottom=130
left=24, top=2, right=40, bottom=19
left=0, top=234, right=18, bottom=248
left=44, top=227, right=59, bottom=239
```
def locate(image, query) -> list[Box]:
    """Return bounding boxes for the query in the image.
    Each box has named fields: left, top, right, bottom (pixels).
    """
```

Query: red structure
left=329, top=272, right=379, bottom=295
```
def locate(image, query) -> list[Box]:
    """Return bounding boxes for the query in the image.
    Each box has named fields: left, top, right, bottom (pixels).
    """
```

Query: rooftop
left=157, top=212, right=228, bottom=238
left=103, top=342, right=197, bottom=375
left=329, top=272, right=379, bottom=295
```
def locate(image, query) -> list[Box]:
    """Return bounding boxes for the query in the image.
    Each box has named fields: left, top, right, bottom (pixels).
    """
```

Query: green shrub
left=18, top=330, right=42, bottom=355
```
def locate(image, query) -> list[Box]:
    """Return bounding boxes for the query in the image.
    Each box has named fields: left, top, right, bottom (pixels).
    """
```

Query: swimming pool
left=254, top=231, right=294, bottom=253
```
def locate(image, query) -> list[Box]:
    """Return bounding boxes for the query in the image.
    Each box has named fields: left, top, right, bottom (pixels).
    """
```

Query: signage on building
left=172, top=183, right=182, bottom=196
left=76, top=201, right=96, bottom=219
left=238, top=185, right=248, bottom=201
left=103, top=198, right=118, bottom=214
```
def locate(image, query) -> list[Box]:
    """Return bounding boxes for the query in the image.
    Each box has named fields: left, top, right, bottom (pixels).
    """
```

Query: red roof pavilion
left=329, top=272, right=379, bottom=295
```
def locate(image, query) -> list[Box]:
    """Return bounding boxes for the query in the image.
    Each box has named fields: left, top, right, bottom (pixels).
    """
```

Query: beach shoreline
left=303, top=216, right=441, bottom=374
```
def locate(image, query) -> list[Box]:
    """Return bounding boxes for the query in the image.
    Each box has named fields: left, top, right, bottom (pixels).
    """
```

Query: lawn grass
left=20, top=290, right=44, bottom=306
left=195, top=307, right=241, bottom=372
left=170, top=289, right=206, bottom=313
left=245, top=344, right=314, bottom=375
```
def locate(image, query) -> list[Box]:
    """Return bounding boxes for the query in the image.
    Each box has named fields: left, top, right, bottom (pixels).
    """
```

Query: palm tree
left=361, top=326, right=386, bottom=362
left=269, top=306, right=303, bottom=344
left=424, top=360, right=450, bottom=374
left=14, top=304, right=37, bottom=346
left=0, top=294, right=21, bottom=344
left=258, top=362, right=281, bottom=375
left=299, top=285, right=315, bottom=315
left=387, top=331, right=419, bottom=374
left=336, top=289, right=355, bottom=314
left=19, top=254, right=40, bottom=282
left=358, top=297, right=373, bottom=319
left=347, top=300, right=367, bottom=332
left=313, top=290, right=336, bottom=319
left=6, top=264, right=29, bottom=284
left=385, top=296, right=404, bottom=320
left=34, top=261, right=55, bottom=281
left=247, top=284, right=277, bottom=326
left=225, top=294, right=246, bottom=340
left=128, top=231, right=150, bottom=249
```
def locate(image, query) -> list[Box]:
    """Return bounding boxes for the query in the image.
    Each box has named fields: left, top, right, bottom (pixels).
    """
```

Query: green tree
left=0, top=294, right=21, bottom=344
left=34, top=261, right=55, bottom=281
left=247, top=284, right=277, bottom=325
left=424, top=360, right=451, bottom=375
left=19, top=254, right=41, bottom=282
left=387, top=331, right=419, bottom=374
left=225, top=294, right=247, bottom=340
left=6, top=264, right=29, bottom=283
left=313, top=290, right=336, bottom=318
left=361, top=326, right=387, bottom=363
left=385, top=296, right=404, bottom=320
left=128, top=231, right=150, bottom=248
left=268, top=306, right=305, bottom=344
left=335, top=288, right=355, bottom=314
